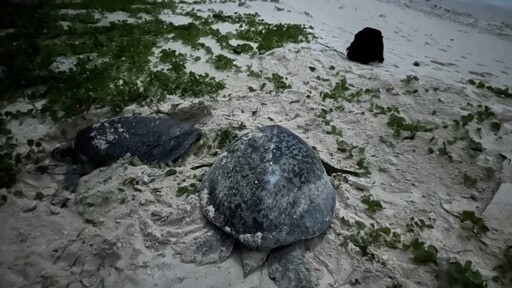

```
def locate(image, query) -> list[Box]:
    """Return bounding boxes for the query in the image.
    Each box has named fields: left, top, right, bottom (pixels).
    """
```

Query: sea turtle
left=51, top=115, right=201, bottom=205
left=188, top=124, right=337, bottom=287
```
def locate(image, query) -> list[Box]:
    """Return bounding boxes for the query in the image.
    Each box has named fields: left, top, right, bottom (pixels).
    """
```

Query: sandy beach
left=1, top=0, right=511, bottom=287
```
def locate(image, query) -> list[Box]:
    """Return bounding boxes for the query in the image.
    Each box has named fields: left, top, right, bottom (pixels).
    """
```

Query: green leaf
left=412, top=246, right=437, bottom=264
left=321, top=78, right=351, bottom=102
left=406, top=238, right=438, bottom=264
left=34, top=191, right=45, bottom=201
left=387, top=113, right=433, bottom=135
left=176, top=183, right=198, bottom=198
left=401, top=75, right=419, bottom=84
left=377, top=227, right=391, bottom=236
left=355, top=220, right=366, bottom=230
left=446, top=261, right=486, bottom=288
left=327, top=125, right=343, bottom=137
left=493, top=246, right=512, bottom=278
left=463, top=173, right=478, bottom=189
left=216, top=129, right=238, bottom=149
left=490, top=121, right=501, bottom=133
left=12, top=190, right=25, bottom=199
left=460, top=210, right=490, bottom=235
left=232, top=43, right=254, bottom=55
left=165, top=168, right=177, bottom=176
left=265, top=73, right=291, bottom=92
left=210, top=54, right=237, bottom=71
left=361, top=195, right=383, bottom=213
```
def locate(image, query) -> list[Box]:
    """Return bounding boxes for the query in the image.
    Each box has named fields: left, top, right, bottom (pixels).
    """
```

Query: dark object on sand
left=346, top=27, right=384, bottom=64
left=185, top=125, right=336, bottom=287
left=52, top=115, right=201, bottom=194
left=413, top=61, right=420, bottom=67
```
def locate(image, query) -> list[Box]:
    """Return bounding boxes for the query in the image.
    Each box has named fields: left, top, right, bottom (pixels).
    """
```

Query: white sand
left=1, top=0, right=511, bottom=287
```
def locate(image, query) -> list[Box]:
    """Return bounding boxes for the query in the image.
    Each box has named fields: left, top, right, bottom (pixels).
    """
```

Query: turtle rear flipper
left=50, top=164, right=81, bottom=207
left=268, top=241, right=316, bottom=288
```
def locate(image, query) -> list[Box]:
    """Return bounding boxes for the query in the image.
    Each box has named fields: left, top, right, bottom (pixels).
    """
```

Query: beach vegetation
left=2, top=7, right=226, bottom=120
left=401, top=75, right=419, bottom=85
left=493, top=246, right=512, bottom=285
left=165, top=168, right=178, bottom=176
left=342, top=222, right=402, bottom=257
left=453, top=106, right=495, bottom=131
left=232, top=43, right=254, bottom=55
left=327, top=125, right=343, bottom=137
left=336, top=139, right=356, bottom=153
left=321, top=78, right=350, bottom=101
left=247, top=67, right=263, bottom=78
left=194, top=172, right=206, bottom=182
left=265, top=73, right=291, bottom=93
left=404, top=89, right=419, bottom=95
left=361, top=194, right=383, bottom=213
left=321, top=78, right=365, bottom=103
left=463, top=173, right=478, bottom=189
left=475, top=105, right=495, bottom=123
left=369, top=103, right=400, bottom=116
left=444, top=261, right=487, bottom=288
left=356, top=154, right=371, bottom=174
left=236, top=21, right=313, bottom=54
left=363, top=87, right=381, bottom=97
left=402, top=238, right=438, bottom=264
left=405, top=217, right=435, bottom=233
left=467, top=79, right=512, bottom=98
left=1, top=2, right=312, bottom=121
left=176, top=183, right=198, bottom=197
left=387, top=113, right=434, bottom=137
left=34, top=192, right=45, bottom=201
left=490, top=121, right=501, bottom=133
left=316, top=108, right=332, bottom=125
left=210, top=54, right=238, bottom=71
left=459, top=210, right=489, bottom=237
left=215, top=129, right=238, bottom=149
left=482, top=167, right=495, bottom=181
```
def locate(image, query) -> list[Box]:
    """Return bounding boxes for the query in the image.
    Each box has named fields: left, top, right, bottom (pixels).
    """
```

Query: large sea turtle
left=186, top=124, right=337, bottom=287
left=51, top=115, right=201, bottom=206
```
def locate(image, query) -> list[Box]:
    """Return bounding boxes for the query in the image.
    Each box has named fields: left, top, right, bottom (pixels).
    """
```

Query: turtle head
left=51, top=143, right=76, bottom=163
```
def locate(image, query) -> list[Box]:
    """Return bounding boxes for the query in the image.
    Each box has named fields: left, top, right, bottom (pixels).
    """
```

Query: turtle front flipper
left=61, top=164, right=81, bottom=192
left=241, top=248, right=269, bottom=277
left=50, top=164, right=81, bottom=208
left=178, top=227, right=234, bottom=266
left=267, top=241, right=316, bottom=288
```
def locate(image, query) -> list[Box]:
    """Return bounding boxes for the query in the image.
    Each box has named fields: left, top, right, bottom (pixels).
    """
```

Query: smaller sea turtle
left=51, top=115, right=201, bottom=205
left=183, top=125, right=337, bottom=287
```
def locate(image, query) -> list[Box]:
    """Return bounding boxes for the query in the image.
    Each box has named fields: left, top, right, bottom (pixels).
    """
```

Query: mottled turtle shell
left=199, top=125, right=336, bottom=250
left=73, top=115, right=201, bottom=167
